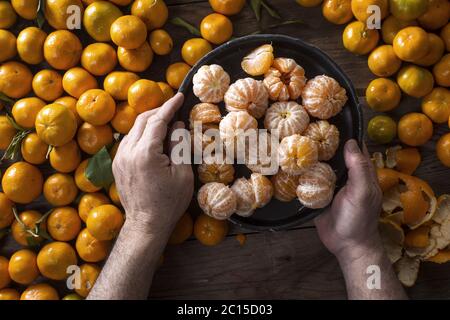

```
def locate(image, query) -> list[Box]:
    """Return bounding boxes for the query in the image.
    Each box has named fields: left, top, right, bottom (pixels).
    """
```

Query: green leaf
left=0, top=93, right=15, bottom=106
left=261, top=0, right=281, bottom=19
left=85, top=146, right=114, bottom=189
left=170, top=17, right=201, bottom=37
left=6, top=114, right=26, bottom=131
left=250, top=0, right=262, bottom=21
left=1, top=129, right=30, bottom=162
left=36, top=0, right=46, bottom=28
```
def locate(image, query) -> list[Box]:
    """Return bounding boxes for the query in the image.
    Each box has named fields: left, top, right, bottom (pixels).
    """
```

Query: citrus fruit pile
left=0, top=0, right=244, bottom=300
left=296, top=0, right=449, bottom=168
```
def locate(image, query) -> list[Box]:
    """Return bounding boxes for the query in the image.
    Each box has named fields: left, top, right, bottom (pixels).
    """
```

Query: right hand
left=314, top=139, right=383, bottom=263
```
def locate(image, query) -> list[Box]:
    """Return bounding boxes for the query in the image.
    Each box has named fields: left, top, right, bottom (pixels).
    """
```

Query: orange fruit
left=78, top=192, right=111, bottom=222
left=322, top=0, right=353, bottom=25
left=49, top=140, right=81, bottom=173
left=43, top=173, right=78, bottom=207
left=433, top=53, right=450, bottom=87
left=342, top=21, right=379, bottom=55
left=415, top=33, right=444, bottom=66
left=21, top=133, right=49, bottom=165
left=75, top=263, right=100, bottom=298
left=87, top=204, right=124, bottom=241
left=296, top=0, right=323, bottom=6
left=209, top=0, right=245, bottom=15
left=169, top=212, right=193, bottom=245
left=421, top=87, right=450, bottom=124
left=397, top=65, right=434, bottom=98
left=11, top=210, right=47, bottom=246
left=54, top=96, right=82, bottom=126
left=166, top=62, right=190, bottom=89
left=394, top=147, right=421, bottom=174
left=368, top=45, right=402, bottom=77
left=110, top=15, right=147, bottom=49
left=44, top=30, right=82, bottom=70
left=76, top=89, right=116, bottom=126
left=37, top=241, right=77, bottom=280
left=81, top=43, right=117, bottom=76
left=381, top=15, right=418, bottom=44
left=200, top=13, right=233, bottom=45
left=149, top=29, right=173, bottom=55
left=376, top=167, right=400, bottom=192
left=35, top=103, right=78, bottom=147
left=0, top=256, right=10, bottom=290
left=108, top=182, right=121, bottom=206
left=0, top=29, right=16, bottom=63
left=47, top=207, right=82, bottom=241
left=62, top=67, right=98, bottom=99
left=83, top=1, right=122, bottom=42
left=20, top=283, right=59, bottom=300
left=241, top=44, right=274, bottom=76
left=111, top=102, right=138, bottom=134
left=117, top=41, right=154, bottom=72
left=128, top=79, right=164, bottom=114
left=12, top=97, right=46, bottom=129
left=417, top=0, right=450, bottom=30
left=8, top=249, right=39, bottom=285
left=131, top=0, right=168, bottom=30
left=365, top=78, right=401, bottom=112
left=2, top=162, right=43, bottom=204
left=11, top=0, right=39, bottom=20
left=367, top=115, right=397, bottom=144
left=158, top=81, right=174, bottom=102
left=436, top=133, right=450, bottom=167
left=77, top=122, right=113, bottom=155
left=0, top=61, right=33, bottom=98
left=398, top=112, right=433, bottom=146
left=181, top=38, right=213, bottom=66
left=0, top=288, right=20, bottom=300
left=0, top=1, right=17, bottom=28
left=351, top=0, right=389, bottom=22
left=393, top=26, right=429, bottom=62
left=76, top=228, right=111, bottom=262
left=194, top=213, right=229, bottom=246
left=44, top=0, right=83, bottom=30
left=103, top=71, right=140, bottom=101
left=0, top=115, right=16, bottom=150
left=75, top=159, right=101, bottom=193
left=390, top=0, right=427, bottom=21
left=0, top=192, right=14, bottom=229
left=62, top=293, right=83, bottom=300
left=32, top=69, right=64, bottom=102
left=441, top=23, right=450, bottom=51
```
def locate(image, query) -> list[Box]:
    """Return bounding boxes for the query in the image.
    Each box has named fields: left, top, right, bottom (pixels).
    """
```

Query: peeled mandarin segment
left=404, top=225, right=430, bottom=248
left=241, top=44, right=274, bottom=76
left=224, top=78, right=269, bottom=119
left=271, top=171, right=299, bottom=202
left=245, top=132, right=278, bottom=175
left=401, top=190, right=429, bottom=225
left=250, top=173, right=274, bottom=208
left=189, top=103, right=222, bottom=129
left=193, top=64, right=230, bottom=103
left=231, top=177, right=256, bottom=217
left=264, top=101, right=310, bottom=140
left=197, top=163, right=235, bottom=185
left=394, top=148, right=421, bottom=175
left=303, top=120, right=340, bottom=161
left=278, top=134, right=319, bottom=175
left=263, top=57, right=307, bottom=101
left=296, top=162, right=336, bottom=209
left=301, top=75, right=347, bottom=119
left=219, top=110, right=258, bottom=156
left=197, top=182, right=237, bottom=220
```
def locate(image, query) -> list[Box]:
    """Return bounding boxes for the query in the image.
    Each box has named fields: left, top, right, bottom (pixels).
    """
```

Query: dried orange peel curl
left=372, top=145, right=422, bottom=175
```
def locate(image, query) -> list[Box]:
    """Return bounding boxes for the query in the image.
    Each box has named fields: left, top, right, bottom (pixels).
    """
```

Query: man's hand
left=315, top=139, right=407, bottom=300
left=113, top=92, right=194, bottom=237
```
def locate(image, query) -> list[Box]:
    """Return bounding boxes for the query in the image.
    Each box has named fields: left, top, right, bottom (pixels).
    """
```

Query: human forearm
left=87, top=219, right=170, bottom=300
left=337, top=240, right=407, bottom=300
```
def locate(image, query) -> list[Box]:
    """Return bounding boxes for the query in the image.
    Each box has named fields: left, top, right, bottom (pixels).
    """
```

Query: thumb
left=344, top=139, right=374, bottom=190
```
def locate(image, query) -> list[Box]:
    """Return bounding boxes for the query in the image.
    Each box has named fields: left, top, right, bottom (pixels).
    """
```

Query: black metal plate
left=179, top=34, right=362, bottom=231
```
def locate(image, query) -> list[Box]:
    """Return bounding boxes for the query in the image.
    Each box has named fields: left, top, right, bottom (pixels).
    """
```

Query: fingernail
left=345, top=139, right=360, bottom=154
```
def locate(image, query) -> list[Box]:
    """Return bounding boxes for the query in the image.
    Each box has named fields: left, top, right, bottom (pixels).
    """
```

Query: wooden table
left=149, top=0, right=450, bottom=299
